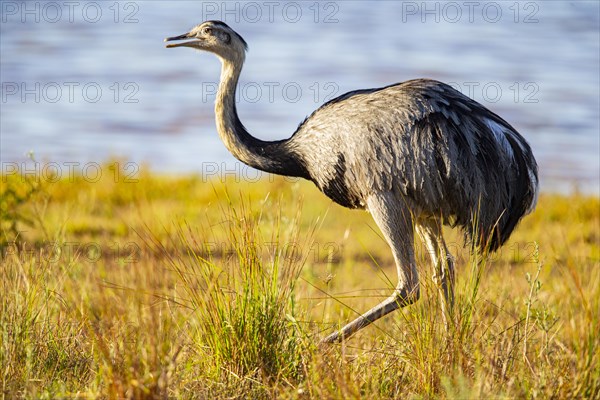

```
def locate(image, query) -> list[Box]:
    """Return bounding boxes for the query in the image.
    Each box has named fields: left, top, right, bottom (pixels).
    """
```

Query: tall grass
left=1, top=243, right=92, bottom=397
left=138, top=192, right=314, bottom=396
left=1, top=166, right=598, bottom=398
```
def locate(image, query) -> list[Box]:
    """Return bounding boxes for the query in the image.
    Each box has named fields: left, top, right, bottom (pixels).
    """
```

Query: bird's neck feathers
left=214, top=57, right=309, bottom=179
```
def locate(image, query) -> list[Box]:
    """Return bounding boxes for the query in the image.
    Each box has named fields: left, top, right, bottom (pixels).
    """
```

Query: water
left=1, top=1, right=598, bottom=194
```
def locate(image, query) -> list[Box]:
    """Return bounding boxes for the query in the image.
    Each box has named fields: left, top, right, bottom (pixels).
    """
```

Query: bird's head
left=165, top=20, right=247, bottom=62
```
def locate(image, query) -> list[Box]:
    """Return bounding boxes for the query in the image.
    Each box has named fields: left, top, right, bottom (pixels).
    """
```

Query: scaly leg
left=416, top=219, right=455, bottom=328
left=322, top=192, right=420, bottom=344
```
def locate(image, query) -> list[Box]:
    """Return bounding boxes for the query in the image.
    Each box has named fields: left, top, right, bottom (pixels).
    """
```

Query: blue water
left=1, top=1, right=599, bottom=194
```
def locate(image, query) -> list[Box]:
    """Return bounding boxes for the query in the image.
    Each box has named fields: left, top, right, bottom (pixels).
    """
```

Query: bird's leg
left=321, top=286, right=417, bottom=344
left=416, top=220, right=455, bottom=329
left=321, top=192, right=419, bottom=344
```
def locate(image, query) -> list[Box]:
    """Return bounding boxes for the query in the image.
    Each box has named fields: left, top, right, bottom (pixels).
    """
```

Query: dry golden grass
left=1, top=163, right=598, bottom=398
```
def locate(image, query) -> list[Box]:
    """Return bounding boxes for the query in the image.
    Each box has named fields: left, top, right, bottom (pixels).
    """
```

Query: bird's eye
left=203, top=27, right=212, bottom=35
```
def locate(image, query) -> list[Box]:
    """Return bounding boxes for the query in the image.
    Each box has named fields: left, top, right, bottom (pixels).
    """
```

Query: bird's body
left=289, top=79, right=537, bottom=250
left=166, top=21, right=538, bottom=343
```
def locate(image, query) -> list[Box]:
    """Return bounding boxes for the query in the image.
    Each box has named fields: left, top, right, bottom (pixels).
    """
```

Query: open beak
left=164, top=32, right=197, bottom=48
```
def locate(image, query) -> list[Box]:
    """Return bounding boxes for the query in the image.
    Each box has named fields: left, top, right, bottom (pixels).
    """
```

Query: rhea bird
left=165, top=20, right=539, bottom=343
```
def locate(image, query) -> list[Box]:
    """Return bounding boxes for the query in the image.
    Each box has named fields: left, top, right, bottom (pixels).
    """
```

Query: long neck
left=214, top=56, right=308, bottom=179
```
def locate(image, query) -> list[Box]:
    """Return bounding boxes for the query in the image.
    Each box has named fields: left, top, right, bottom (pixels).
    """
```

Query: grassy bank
left=1, top=164, right=599, bottom=398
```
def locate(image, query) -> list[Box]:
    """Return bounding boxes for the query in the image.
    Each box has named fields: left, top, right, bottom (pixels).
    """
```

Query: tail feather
left=470, top=130, right=539, bottom=252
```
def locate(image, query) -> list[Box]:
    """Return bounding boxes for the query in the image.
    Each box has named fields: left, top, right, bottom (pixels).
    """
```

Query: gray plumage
left=166, top=21, right=539, bottom=343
